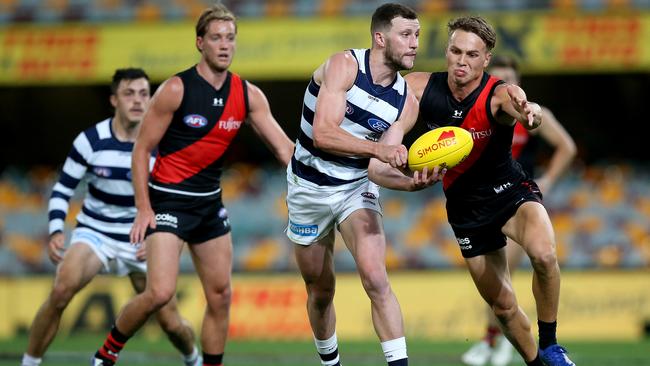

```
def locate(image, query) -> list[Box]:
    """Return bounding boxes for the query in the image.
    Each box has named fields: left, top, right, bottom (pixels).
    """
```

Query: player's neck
left=368, top=49, right=397, bottom=87
left=112, top=116, right=139, bottom=142
left=196, top=62, right=228, bottom=90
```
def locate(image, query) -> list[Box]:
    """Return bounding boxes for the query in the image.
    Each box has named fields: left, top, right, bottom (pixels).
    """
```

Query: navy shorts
left=146, top=187, right=230, bottom=244
left=447, top=179, right=542, bottom=258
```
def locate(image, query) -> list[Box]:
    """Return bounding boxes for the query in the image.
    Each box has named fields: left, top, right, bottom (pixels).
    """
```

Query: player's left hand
left=410, top=166, right=446, bottom=191
left=507, top=85, right=541, bottom=128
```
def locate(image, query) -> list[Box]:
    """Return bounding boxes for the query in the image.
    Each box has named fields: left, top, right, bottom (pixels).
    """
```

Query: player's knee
left=359, top=269, right=391, bottom=300
left=308, top=285, right=335, bottom=310
left=49, top=283, right=78, bottom=309
left=528, top=246, right=558, bottom=273
left=146, top=286, right=176, bottom=310
left=205, top=284, right=232, bottom=310
left=491, top=300, right=518, bottom=323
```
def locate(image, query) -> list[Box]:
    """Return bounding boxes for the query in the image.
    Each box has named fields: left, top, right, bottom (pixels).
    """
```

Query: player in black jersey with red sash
left=405, top=17, right=575, bottom=366
left=93, top=4, right=294, bottom=366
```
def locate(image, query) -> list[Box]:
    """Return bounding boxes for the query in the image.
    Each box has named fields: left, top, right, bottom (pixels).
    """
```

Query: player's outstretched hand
left=411, top=166, right=446, bottom=191
left=47, top=232, right=65, bottom=264
left=507, top=85, right=541, bottom=128
left=130, top=206, right=156, bottom=245
left=378, top=144, right=408, bottom=168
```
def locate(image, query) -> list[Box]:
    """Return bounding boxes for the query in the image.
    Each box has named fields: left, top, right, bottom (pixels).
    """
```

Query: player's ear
left=374, top=31, right=386, bottom=48
left=110, top=94, right=117, bottom=108
left=196, top=36, right=203, bottom=52
left=484, top=52, right=492, bottom=68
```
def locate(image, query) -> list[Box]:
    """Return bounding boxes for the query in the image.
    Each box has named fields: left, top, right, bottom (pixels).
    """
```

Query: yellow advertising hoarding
left=1, top=12, right=649, bottom=84
left=1, top=271, right=648, bottom=340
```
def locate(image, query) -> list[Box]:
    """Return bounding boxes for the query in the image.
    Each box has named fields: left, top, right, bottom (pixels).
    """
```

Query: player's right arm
left=311, top=51, right=406, bottom=167
left=47, top=132, right=90, bottom=263
left=403, top=71, right=432, bottom=102
left=130, top=76, right=183, bottom=244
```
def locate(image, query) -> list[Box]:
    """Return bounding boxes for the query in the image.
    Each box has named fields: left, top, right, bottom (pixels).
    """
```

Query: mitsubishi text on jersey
left=290, top=49, right=408, bottom=190
left=151, top=67, right=248, bottom=196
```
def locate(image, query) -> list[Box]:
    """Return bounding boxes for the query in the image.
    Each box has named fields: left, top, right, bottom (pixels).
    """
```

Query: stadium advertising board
left=1, top=272, right=648, bottom=340
left=0, top=12, right=649, bottom=84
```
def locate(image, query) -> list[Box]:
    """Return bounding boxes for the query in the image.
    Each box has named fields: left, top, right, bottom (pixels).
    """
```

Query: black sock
left=203, top=352, right=224, bottom=366
left=538, top=320, right=558, bottom=350
left=526, top=354, right=544, bottom=366
left=388, top=358, right=408, bottom=366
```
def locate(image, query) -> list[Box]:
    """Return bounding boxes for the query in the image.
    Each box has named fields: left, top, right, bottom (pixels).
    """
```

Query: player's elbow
left=312, top=128, right=329, bottom=151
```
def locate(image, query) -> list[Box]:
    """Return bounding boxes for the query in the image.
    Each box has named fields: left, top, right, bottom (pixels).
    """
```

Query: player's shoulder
left=78, top=118, right=113, bottom=144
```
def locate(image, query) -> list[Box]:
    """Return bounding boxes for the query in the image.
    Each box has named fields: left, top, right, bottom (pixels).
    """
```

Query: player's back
left=290, top=48, right=407, bottom=190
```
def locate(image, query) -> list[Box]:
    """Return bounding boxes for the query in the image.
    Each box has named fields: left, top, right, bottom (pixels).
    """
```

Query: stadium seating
left=0, top=163, right=648, bottom=274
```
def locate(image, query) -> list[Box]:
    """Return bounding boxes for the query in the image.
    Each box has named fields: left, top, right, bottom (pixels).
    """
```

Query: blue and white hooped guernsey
left=289, top=48, right=408, bottom=190
left=48, top=118, right=154, bottom=242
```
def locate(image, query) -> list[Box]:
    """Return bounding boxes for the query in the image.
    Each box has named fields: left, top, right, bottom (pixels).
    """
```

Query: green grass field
left=0, top=334, right=648, bottom=366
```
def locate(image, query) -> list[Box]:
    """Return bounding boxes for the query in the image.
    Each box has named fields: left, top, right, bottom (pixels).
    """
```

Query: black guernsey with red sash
left=151, top=67, right=248, bottom=195
left=418, top=72, right=532, bottom=230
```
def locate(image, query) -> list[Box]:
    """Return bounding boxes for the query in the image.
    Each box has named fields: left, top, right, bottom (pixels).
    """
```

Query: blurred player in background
left=461, top=55, right=577, bottom=366
left=286, top=3, right=440, bottom=366
left=405, top=16, right=576, bottom=366
left=21, top=68, right=201, bottom=366
left=93, top=4, right=294, bottom=366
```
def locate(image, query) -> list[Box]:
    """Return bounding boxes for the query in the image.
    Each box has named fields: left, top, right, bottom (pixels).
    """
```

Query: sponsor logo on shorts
left=155, top=213, right=178, bottom=228
left=456, top=237, right=472, bottom=250
left=361, top=192, right=376, bottom=199
left=289, top=220, right=318, bottom=237
left=183, top=114, right=208, bottom=128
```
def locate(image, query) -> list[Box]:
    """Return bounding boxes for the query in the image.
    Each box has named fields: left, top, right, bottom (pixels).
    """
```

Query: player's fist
left=47, top=232, right=65, bottom=264
left=378, top=144, right=408, bottom=168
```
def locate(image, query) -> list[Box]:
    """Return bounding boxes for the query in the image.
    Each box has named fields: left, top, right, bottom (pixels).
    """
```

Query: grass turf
left=0, top=334, right=648, bottom=366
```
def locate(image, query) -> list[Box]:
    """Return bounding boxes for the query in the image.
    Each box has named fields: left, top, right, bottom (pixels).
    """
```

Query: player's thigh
left=338, top=209, right=386, bottom=273
left=145, top=232, right=185, bottom=294
left=54, top=242, right=104, bottom=291
left=465, top=249, right=514, bottom=306
left=502, top=201, right=555, bottom=256
left=294, top=230, right=336, bottom=283
left=189, top=233, right=233, bottom=292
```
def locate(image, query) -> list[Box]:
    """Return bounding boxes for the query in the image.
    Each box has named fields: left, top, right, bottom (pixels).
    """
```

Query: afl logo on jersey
left=93, top=167, right=111, bottom=177
left=183, top=114, right=208, bottom=128
left=345, top=103, right=354, bottom=115
left=368, top=118, right=389, bottom=132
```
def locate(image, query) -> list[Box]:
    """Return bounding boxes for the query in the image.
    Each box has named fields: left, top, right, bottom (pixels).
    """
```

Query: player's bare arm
left=534, top=106, right=577, bottom=192
left=403, top=71, right=432, bottom=101
left=245, top=81, right=295, bottom=166
left=130, top=76, right=183, bottom=244
left=312, top=51, right=407, bottom=166
left=368, top=93, right=443, bottom=191
left=493, top=83, right=542, bottom=129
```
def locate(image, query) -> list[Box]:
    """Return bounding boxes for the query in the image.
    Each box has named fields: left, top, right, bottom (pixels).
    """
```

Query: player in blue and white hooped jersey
left=21, top=69, right=202, bottom=366
left=286, top=4, right=443, bottom=366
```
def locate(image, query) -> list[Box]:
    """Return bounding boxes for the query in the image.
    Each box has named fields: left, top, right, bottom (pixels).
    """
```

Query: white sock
left=381, top=337, right=408, bottom=363
left=182, top=346, right=199, bottom=365
left=314, top=332, right=340, bottom=366
left=21, top=354, right=42, bottom=366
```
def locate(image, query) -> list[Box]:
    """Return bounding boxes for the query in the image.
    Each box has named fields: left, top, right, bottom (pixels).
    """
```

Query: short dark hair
left=371, top=3, right=418, bottom=34
left=111, top=68, right=149, bottom=95
left=447, top=16, right=496, bottom=51
left=489, top=55, right=519, bottom=74
left=196, top=3, right=237, bottom=38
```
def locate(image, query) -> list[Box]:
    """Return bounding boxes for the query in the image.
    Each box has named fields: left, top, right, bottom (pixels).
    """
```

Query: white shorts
left=71, top=227, right=146, bottom=276
left=286, top=178, right=382, bottom=245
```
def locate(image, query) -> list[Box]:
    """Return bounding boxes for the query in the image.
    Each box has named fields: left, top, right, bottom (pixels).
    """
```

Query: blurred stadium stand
left=0, top=0, right=649, bottom=24
left=1, top=163, right=649, bottom=274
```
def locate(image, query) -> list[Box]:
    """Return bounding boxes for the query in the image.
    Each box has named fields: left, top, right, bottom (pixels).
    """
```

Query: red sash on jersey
left=152, top=73, right=246, bottom=184
left=443, top=76, right=500, bottom=190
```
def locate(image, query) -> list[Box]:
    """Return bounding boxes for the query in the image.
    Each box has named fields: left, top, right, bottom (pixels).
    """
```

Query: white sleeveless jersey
left=289, top=48, right=408, bottom=190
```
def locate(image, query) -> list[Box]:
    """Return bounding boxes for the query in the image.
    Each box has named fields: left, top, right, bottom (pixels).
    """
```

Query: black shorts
left=146, top=187, right=230, bottom=244
left=447, top=179, right=542, bottom=258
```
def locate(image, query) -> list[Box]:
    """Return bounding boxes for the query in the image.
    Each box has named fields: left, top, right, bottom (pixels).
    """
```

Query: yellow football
left=408, top=126, right=474, bottom=171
